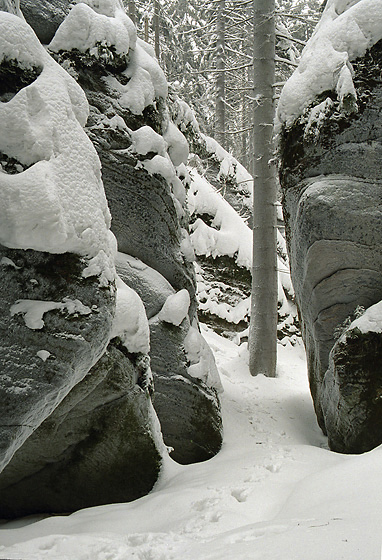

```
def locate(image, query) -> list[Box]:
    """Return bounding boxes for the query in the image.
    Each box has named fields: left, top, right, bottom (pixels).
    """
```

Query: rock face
left=0, top=339, right=162, bottom=518
left=0, top=7, right=165, bottom=517
left=45, top=1, right=223, bottom=463
left=22, top=0, right=70, bottom=44
left=0, top=4, right=223, bottom=521
left=279, top=41, right=382, bottom=452
left=0, top=246, right=115, bottom=476
left=116, top=253, right=223, bottom=464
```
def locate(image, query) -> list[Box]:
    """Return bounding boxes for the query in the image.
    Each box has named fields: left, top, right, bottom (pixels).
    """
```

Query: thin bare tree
left=248, top=0, right=278, bottom=377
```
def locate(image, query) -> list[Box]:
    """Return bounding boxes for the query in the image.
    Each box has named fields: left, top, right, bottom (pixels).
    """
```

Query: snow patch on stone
left=184, top=325, right=223, bottom=392
left=0, top=257, right=22, bottom=270
left=348, top=301, right=382, bottom=335
left=111, top=276, right=150, bottom=354
left=10, top=298, right=92, bottom=330
left=130, top=126, right=166, bottom=156
left=163, top=122, right=189, bottom=167
left=158, top=290, right=190, bottom=326
left=113, top=42, right=167, bottom=115
left=36, top=350, right=51, bottom=362
left=140, top=154, right=175, bottom=181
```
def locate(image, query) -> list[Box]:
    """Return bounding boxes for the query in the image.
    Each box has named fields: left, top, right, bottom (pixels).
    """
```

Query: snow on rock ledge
left=277, top=0, right=382, bottom=128
left=0, top=12, right=115, bottom=285
left=188, top=169, right=294, bottom=313
left=111, top=276, right=150, bottom=354
left=347, top=300, right=382, bottom=334
left=49, top=2, right=135, bottom=56
left=158, top=289, right=190, bottom=327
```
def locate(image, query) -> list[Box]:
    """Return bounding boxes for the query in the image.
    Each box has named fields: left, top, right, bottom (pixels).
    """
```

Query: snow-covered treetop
left=277, top=0, right=382, bottom=128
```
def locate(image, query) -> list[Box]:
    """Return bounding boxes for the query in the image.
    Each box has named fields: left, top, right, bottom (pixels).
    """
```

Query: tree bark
left=144, top=13, right=149, bottom=43
left=216, top=0, right=226, bottom=149
left=154, top=0, right=160, bottom=60
left=128, top=0, right=136, bottom=24
left=248, top=0, right=277, bottom=377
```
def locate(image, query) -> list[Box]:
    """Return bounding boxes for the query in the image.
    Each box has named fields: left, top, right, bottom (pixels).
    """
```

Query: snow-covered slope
left=1, top=333, right=381, bottom=559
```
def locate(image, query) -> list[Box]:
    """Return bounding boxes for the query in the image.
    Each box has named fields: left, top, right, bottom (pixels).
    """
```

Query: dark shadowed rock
left=149, top=315, right=222, bottom=464
left=21, top=0, right=70, bottom=44
left=0, top=246, right=115, bottom=474
left=279, top=40, right=382, bottom=451
left=117, top=254, right=223, bottom=463
left=0, top=340, right=162, bottom=518
left=321, top=318, right=382, bottom=454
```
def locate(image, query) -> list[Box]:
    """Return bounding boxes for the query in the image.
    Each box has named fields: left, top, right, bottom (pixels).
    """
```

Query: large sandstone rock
left=0, top=6, right=166, bottom=516
left=44, top=3, right=223, bottom=464
left=0, top=246, right=115, bottom=474
left=0, top=339, right=162, bottom=518
left=117, top=253, right=223, bottom=463
left=279, top=40, right=382, bottom=451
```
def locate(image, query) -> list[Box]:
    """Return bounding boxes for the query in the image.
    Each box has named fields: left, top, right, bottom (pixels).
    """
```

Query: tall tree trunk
left=128, top=0, right=136, bottom=23
left=216, top=0, right=226, bottom=149
left=249, top=0, right=277, bottom=377
left=154, top=0, right=160, bottom=60
left=144, top=13, right=149, bottom=43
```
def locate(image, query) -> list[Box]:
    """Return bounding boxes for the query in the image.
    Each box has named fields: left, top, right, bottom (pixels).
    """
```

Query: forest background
left=124, top=0, right=322, bottom=175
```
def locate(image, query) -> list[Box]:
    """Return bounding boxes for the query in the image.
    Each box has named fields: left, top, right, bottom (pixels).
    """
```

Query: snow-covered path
left=1, top=327, right=381, bottom=559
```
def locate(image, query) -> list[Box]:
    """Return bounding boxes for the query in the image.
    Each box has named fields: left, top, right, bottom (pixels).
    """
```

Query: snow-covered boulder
left=0, top=9, right=164, bottom=515
left=278, top=3, right=382, bottom=452
left=44, top=0, right=223, bottom=464
left=320, top=302, right=382, bottom=454
left=117, top=253, right=223, bottom=463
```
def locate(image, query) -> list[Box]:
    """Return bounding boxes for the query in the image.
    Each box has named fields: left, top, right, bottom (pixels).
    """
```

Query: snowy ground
left=1, top=327, right=381, bottom=559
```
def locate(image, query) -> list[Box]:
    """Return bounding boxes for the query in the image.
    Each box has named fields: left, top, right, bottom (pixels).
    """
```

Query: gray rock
left=0, top=340, right=162, bottom=518
left=321, top=321, right=382, bottom=454
left=21, top=0, right=70, bottom=44
left=149, top=315, right=222, bottom=464
left=116, top=254, right=223, bottom=463
left=0, top=246, right=115, bottom=474
left=98, top=145, right=196, bottom=303
left=116, top=252, right=174, bottom=319
left=283, top=176, right=382, bottom=425
left=279, top=40, right=382, bottom=450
